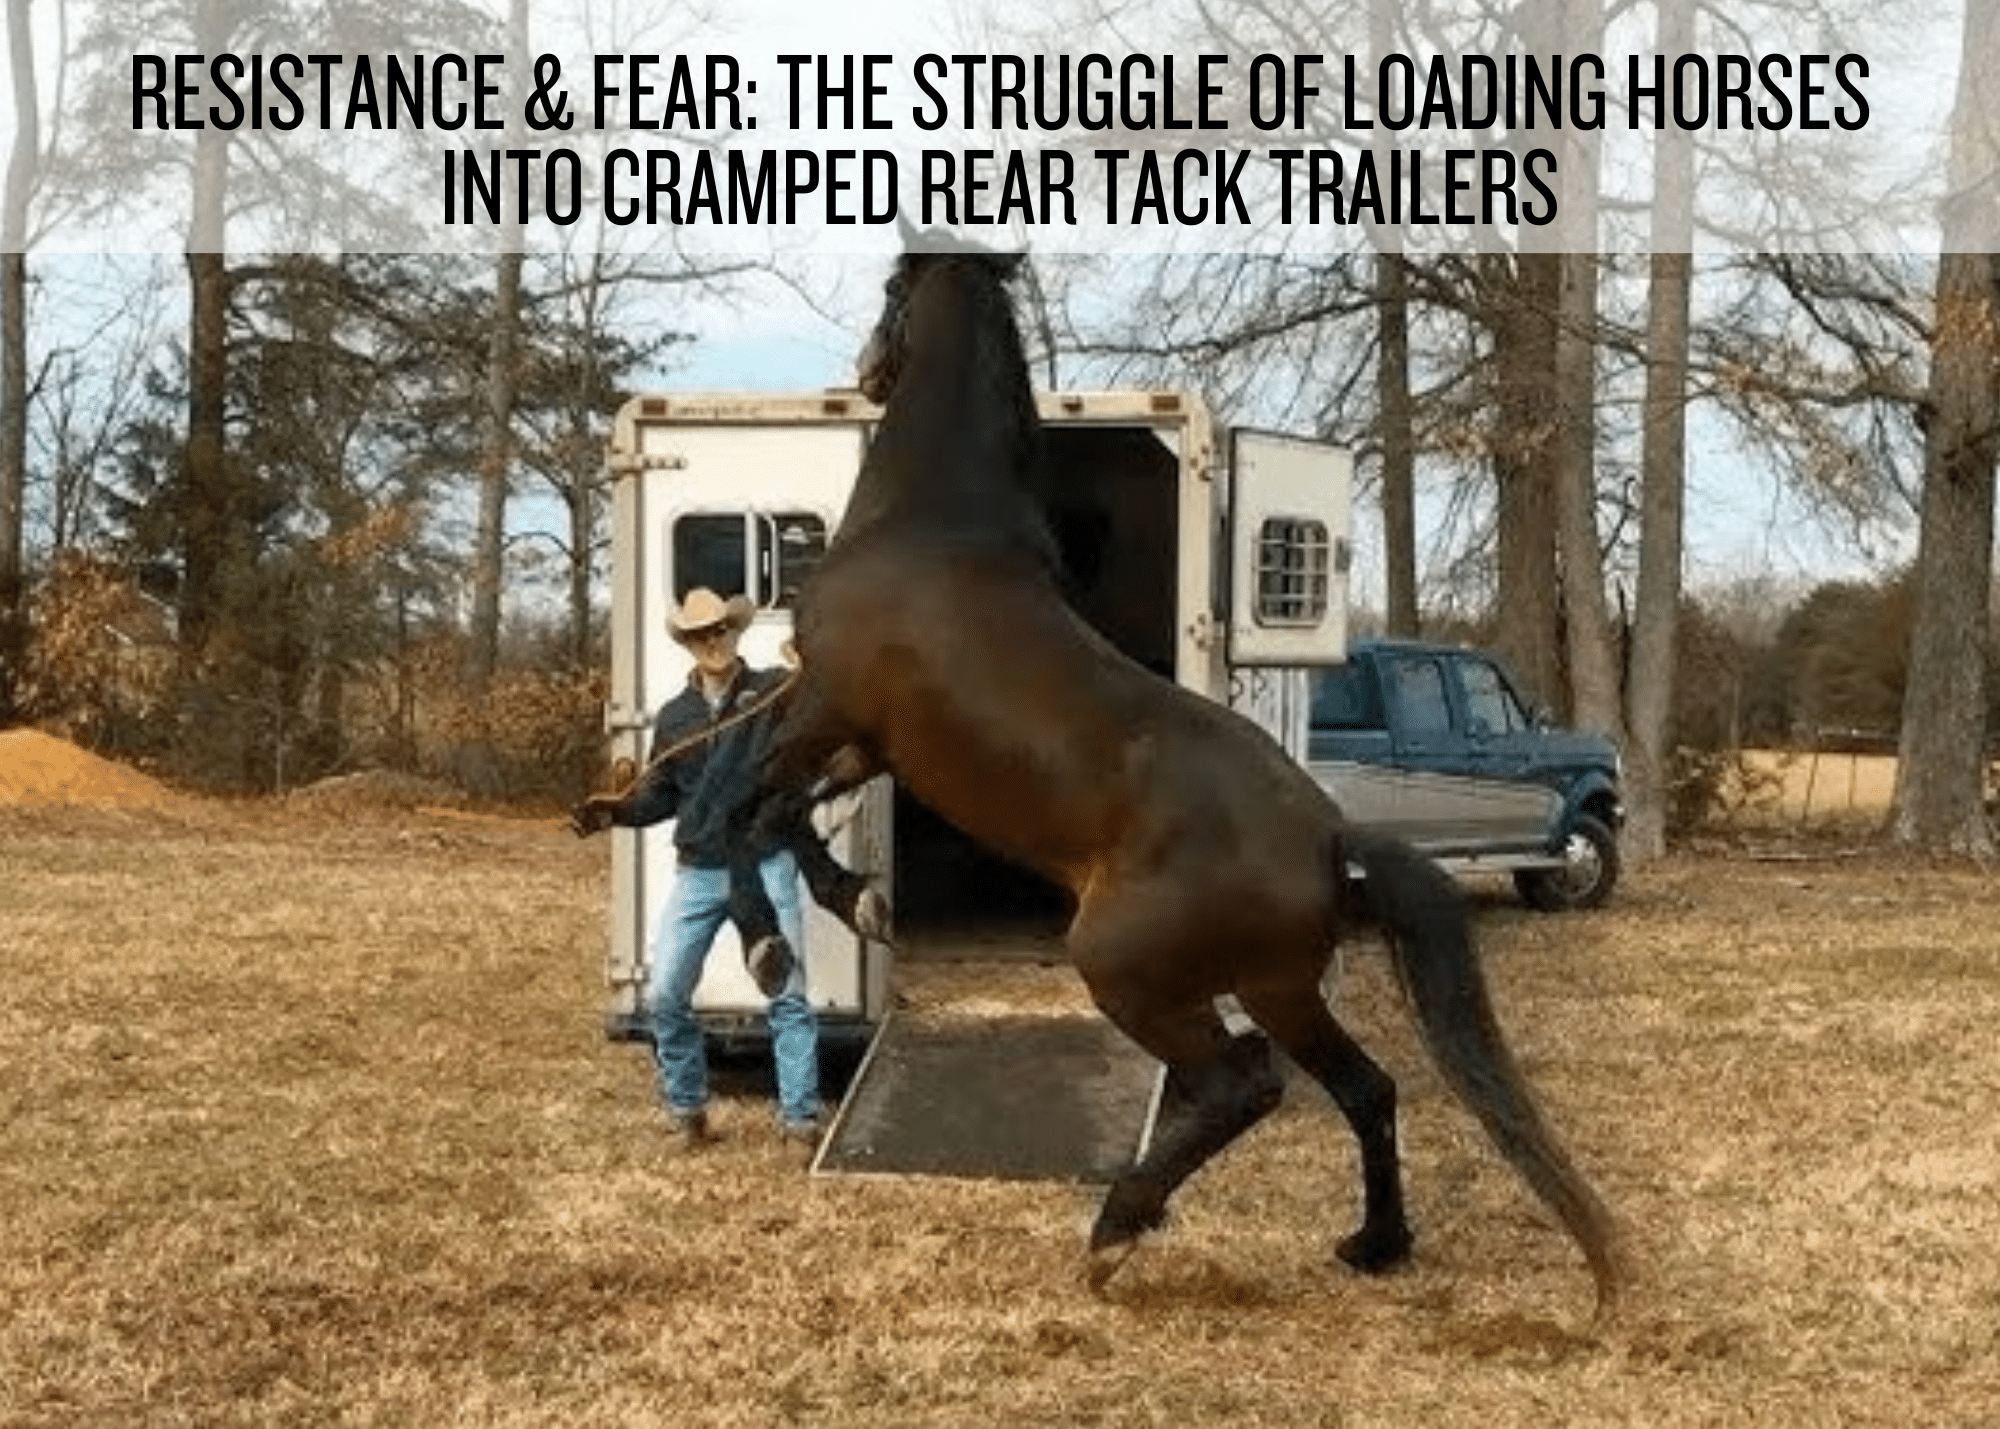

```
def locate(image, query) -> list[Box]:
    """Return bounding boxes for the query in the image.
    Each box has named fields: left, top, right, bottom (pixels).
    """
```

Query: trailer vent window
left=1254, top=517, right=1330, bottom=625
left=761, top=513, right=829, bottom=609
left=671, top=511, right=830, bottom=613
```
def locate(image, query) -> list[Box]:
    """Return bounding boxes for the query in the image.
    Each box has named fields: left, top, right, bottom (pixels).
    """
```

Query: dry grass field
left=4, top=776, right=1999, bottom=1425
left=1740, top=750, right=1901, bottom=826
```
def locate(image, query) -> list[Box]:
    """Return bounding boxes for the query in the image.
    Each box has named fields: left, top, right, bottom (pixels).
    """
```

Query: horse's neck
left=845, top=284, right=1047, bottom=550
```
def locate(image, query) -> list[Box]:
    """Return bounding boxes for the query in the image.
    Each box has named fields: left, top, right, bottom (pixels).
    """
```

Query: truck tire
left=1514, top=811, right=1620, bottom=913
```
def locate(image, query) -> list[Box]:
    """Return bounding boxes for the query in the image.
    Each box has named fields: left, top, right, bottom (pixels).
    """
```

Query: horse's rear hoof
left=1335, top=1224, right=1414, bottom=1275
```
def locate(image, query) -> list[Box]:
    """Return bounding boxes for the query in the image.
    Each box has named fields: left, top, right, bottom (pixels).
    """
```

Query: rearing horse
left=737, top=244, right=1629, bottom=1320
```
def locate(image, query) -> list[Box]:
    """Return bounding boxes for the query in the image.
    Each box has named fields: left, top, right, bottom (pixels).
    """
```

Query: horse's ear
left=896, top=210, right=921, bottom=251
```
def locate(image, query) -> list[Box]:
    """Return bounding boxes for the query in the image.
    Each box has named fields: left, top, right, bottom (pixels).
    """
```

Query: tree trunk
left=1890, top=0, right=2000, bottom=857
left=568, top=473, right=593, bottom=670
left=1623, top=0, right=1697, bottom=862
left=1539, top=0, right=1615, bottom=734
left=1488, top=251, right=1563, bottom=709
left=1627, top=255, right=1694, bottom=860
left=1891, top=250, right=2000, bottom=856
left=566, top=249, right=607, bottom=671
left=467, top=247, right=519, bottom=696
left=180, top=132, right=231, bottom=656
left=466, top=0, right=530, bottom=701
left=0, top=0, right=36, bottom=719
left=1377, top=252, right=1418, bottom=635
left=1368, top=0, right=1417, bottom=637
left=1554, top=250, right=1619, bottom=733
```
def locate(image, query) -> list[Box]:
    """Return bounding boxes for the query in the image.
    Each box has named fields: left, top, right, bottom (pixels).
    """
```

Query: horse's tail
left=1342, top=826, right=1631, bottom=1322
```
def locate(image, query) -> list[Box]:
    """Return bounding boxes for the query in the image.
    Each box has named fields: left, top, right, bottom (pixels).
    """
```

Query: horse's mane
left=902, top=248, right=1040, bottom=474
left=859, top=245, right=1053, bottom=568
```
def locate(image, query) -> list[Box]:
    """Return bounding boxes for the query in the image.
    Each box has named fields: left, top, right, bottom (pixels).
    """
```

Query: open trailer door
left=1226, top=429, right=1352, bottom=668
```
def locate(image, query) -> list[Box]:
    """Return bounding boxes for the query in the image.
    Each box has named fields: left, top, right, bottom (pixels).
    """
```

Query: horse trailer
left=600, top=388, right=1353, bottom=1044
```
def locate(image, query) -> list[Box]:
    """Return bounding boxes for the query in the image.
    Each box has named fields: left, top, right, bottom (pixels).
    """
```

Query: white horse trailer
left=601, top=389, right=1352, bottom=1045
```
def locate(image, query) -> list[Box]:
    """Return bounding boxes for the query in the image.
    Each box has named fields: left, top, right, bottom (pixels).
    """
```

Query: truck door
left=1450, top=653, right=1564, bottom=845
left=1226, top=430, right=1351, bottom=667
left=1381, top=651, right=1459, bottom=768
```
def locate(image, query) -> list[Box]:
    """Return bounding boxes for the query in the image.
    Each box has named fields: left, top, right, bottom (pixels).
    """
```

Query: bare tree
left=1890, top=0, right=2000, bottom=856
left=1484, top=251, right=1566, bottom=706
left=511, top=248, right=684, bottom=670
left=179, top=2, right=232, bottom=655
left=1, top=0, right=39, bottom=715
left=1369, top=0, right=1416, bottom=635
left=1624, top=0, right=1698, bottom=861
left=464, top=0, right=531, bottom=708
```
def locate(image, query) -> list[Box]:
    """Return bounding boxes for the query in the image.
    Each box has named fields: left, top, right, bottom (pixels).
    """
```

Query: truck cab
left=1308, top=639, right=1624, bottom=910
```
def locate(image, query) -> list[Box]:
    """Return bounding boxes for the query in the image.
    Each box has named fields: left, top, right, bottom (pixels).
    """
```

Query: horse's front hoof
left=745, top=936, right=795, bottom=998
left=853, top=886, right=893, bottom=943
left=1335, top=1223, right=1415, bottom=1275
left=1085, top=1241, right=1138, bottom=1294
left=1090, top=1178, right=1166, bottom=1252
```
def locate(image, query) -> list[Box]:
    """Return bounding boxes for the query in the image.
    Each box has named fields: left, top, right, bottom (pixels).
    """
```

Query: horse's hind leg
left=1236, top=981, right=1413, bottom=1273
left=1082, top=991, right=1285, bottom=1286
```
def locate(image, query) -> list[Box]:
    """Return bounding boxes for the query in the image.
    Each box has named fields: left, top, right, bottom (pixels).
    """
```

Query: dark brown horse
left=737, top=243, right=1629, bottom=1319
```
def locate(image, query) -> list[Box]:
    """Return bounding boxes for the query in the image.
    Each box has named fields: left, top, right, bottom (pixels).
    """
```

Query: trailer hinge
left=1187, top=610, right=1217, bottom=650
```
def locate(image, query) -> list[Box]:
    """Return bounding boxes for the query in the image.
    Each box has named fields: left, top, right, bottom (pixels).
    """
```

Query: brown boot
left=666, top=1110, right=717, bottom=1154
left=778, top=1118, right=822, bottom=1169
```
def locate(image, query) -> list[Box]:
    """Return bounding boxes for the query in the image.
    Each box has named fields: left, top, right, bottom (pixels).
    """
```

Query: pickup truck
left=1307, top=638, right=1624, bottom=911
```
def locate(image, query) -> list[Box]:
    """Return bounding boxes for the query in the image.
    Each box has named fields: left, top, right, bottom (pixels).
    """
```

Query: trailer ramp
left=814, top=963, right=1163, bottom=1183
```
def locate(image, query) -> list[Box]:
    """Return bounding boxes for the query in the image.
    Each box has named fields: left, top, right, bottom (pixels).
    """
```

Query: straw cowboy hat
left=668, top=587, right=754, bottom=643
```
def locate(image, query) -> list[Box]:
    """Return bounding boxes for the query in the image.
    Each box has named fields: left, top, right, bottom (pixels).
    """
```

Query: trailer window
left=1254, top=517, right=1330, bottom=626
left=671, top=514, right=747, bottom=601
left=671, top=511, right=829, bottom=610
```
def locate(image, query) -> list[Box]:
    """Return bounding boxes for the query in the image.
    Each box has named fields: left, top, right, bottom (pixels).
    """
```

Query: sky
left=1, top=0, right=1957, bottom=601
left=3, top=0, right=1977, bottom=256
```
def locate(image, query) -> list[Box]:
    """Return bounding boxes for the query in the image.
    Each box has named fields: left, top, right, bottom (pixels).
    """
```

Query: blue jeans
left=649, top=850, right=819, bottom=1127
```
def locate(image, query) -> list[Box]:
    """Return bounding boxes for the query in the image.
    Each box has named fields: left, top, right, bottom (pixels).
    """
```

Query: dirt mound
left=284, top=768, right=468, bottom=814
left=0, top=728, right=181, bottom=811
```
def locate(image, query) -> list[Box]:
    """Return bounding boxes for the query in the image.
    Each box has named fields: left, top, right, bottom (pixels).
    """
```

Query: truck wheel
left=1515, top=812, right=1620, bottom=913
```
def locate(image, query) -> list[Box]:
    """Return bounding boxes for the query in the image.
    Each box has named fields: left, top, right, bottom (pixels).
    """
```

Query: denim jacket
left=613, top=663, right=790, bottom=868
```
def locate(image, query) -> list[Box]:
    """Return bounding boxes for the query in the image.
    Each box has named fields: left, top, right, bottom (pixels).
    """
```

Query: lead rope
left=610, top=664, right=804, bottom=798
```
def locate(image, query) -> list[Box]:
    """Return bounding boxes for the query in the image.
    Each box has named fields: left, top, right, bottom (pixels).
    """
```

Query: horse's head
left=857, top=229, right=1028, bottom=405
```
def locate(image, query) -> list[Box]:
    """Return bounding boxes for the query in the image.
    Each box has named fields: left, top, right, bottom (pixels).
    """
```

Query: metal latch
left=603, top=704, right=653, bottom=735
left=605, top=451, right=690, bottom=477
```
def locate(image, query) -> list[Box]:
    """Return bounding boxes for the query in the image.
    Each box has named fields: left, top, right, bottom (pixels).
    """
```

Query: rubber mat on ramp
left=814, top=1009, right=1163, bottom=1183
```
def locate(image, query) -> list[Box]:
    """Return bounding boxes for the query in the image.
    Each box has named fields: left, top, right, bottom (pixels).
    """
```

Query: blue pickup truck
left=1306, top=639, right=1625, bottom=911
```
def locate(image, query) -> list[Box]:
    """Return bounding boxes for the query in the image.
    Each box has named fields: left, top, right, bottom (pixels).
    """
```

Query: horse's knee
left=1331, top=1058, right=1398, bottom=1144
left=1165, top=1031, right=1283, bottom=1134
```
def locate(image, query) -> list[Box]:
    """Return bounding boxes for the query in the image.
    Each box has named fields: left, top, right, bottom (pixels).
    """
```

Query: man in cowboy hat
left=571, top=587, right=887, bottom=1158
